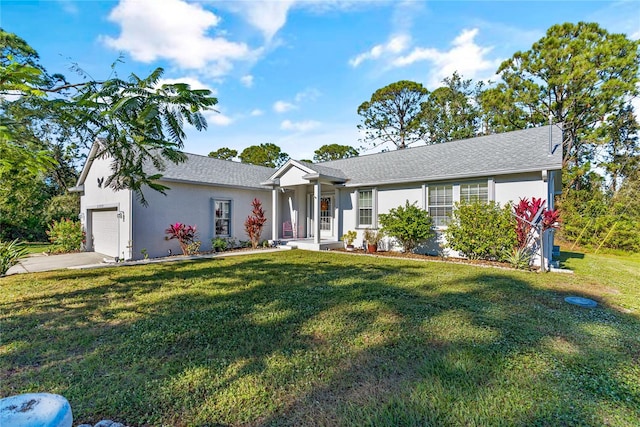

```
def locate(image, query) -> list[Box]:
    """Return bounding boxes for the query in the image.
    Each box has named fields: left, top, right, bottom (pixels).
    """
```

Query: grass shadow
left=2, top=251, right=638, bottom=426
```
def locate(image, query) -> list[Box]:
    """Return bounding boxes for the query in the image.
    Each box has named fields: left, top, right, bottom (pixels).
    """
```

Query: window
left=214, top=200, right=231, bottom=236
left=460, top=182, right=488, bottom=203
left=428, top=185, right=452, bottom=227
left=358, top=189, right=373, bottom=227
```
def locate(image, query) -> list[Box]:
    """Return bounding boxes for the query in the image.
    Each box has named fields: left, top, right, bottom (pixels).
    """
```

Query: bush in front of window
left=378, top=201, right=434, bottom=253
left=444, top=201, right=517, bottom=261
left=245, top=198, right=267, bottom=249
left=212, top=237, right=228, bottom=252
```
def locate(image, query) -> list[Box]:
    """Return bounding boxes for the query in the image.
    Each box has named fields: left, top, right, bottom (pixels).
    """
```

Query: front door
left=319, top=196, right=333, bottom=238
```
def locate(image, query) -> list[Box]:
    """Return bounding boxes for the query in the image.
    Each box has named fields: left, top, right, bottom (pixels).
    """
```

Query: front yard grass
left=1, top=250, right=638, bottom=426
left=24, top=242, right=51, bottom=254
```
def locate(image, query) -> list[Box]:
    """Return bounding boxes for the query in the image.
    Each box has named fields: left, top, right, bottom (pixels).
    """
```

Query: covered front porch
left=262, top=160, right=349, bottom=250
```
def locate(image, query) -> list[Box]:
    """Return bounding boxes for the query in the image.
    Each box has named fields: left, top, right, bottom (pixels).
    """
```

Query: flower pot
left=367, top=243, right=377, bottom=254
left=346, top=244, right=355, bottom=251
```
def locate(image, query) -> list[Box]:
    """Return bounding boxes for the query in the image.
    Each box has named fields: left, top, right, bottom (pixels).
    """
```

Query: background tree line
left=1, top=29, right=217, bottom=240
left=2, top=22, right=638, bottom=252
left=355, top=22, right=639, bottom=252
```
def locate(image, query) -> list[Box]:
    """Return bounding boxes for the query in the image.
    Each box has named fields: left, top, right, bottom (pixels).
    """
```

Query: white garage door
left=91, top=209, right=119, bottom=257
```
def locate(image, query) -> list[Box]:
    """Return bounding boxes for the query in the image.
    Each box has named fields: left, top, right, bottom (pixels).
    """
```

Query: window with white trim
left=428, top=185, right=452, bottom=227
left=214, top=200, right=231, bottom=236
left=460, top=182, right=488, bottom=203
left=358, top=189, right=373, bottom=227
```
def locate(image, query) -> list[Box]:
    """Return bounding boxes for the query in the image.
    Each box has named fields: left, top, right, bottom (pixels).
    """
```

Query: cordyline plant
left=165, top=222, right=197, bottom=255
left=513, top=197, right=560, bottom=249
left=245, top=198, right=267, bottom=249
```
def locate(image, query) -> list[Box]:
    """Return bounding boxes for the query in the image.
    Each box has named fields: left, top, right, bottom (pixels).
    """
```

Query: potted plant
left=363, top=228, right=381, bottom=254
left=342, top=230, right=357, bottom=251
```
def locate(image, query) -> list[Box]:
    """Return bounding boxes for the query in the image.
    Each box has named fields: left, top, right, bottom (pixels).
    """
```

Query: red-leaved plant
left=513, top=197, right=560, bottom=249
left=245, top=198, right=267, bottom=249
left=165, top=222, right=197, bottom=255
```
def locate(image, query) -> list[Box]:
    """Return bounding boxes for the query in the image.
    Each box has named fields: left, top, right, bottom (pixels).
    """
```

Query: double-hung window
left=460, top=182, right=488, bottom=203
left=358, top=189, right=373, bottom=227
left=428, top=185, right=453, bottom=227
left=214, top=200, right=231, bottom=236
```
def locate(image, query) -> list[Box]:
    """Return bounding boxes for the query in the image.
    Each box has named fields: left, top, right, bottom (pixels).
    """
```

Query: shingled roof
left=318, top=125, right=563, bottom=187
left=157, top=153, right=274, bottom=189
left=75, top=125, right=562, bottom=192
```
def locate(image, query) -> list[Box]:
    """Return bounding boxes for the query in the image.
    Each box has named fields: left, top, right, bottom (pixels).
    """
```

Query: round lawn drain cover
left=0, top=393, right=72, bottom=427
left=565, top=296, right=598, bottom=308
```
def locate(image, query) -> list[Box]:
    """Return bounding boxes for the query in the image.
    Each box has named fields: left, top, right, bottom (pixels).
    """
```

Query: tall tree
left=601, top=104, right=639, bottom=193
left=208, top=147, right=238, bottom=160
left=357, top=80, right=429, bottom=150
left=1, top=29, right=219, bottom=205
left=421, top=72, right=482, bottom=144
left=239, top=143, right=289, bottom=168
left=489, top=22, right=639, bottom=186
left=313, top=144, right=359, bottom=162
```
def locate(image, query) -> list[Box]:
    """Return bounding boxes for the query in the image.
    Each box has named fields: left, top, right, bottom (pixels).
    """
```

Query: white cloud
left=281, top=119, right=321, bottom=132
left=204, top=110, right=233, bottom=126
left=225, top=0, right=295, bottom=41
left=240, top=75, right=254, bottom=88
left=250, top=109, right=264, bottom=116
left=224, top=0, right=378, bottom=41
left=157, top=77, right=217, bottom=94
left=101, top=0, right=254, bottom=75
left=273, top=100, right=297, bottom=113
left=272, top=88, right=321, bottom=114
left=56, top=0, right=78, bottom=14
left=349, top=34, right=411, bottom=67
left=392, top=28, right=500, bottom=88
left=294, top=88, right=321, bottom=103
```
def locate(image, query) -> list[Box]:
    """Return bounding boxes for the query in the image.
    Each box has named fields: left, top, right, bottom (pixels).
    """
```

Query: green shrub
left=0, top=238, right=29, bottom=275
left=559, top=180, right=639, bottom=253
left=46, top=219, right=85, bottom=253
left=185, top=240, right=201, bottom=255
left=379, top=201, right=434, bottom=252
left=502, top=247, right=533, bottom=269
left=445, top=201, right=517, bottom=260
left=341, top=230, right=357, bottom=246
left=212, top=237, right=228, bottom=252
left=45, top=194, right=80, bottom=225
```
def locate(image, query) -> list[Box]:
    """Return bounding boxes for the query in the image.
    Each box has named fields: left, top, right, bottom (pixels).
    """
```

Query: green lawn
left=1, top=250, right=638, bottom=426
left=24, top=242, right=51, bottom=254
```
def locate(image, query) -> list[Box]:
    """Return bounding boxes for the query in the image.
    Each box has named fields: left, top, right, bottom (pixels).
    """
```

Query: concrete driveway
left=6, top=252, right=108, bottom=275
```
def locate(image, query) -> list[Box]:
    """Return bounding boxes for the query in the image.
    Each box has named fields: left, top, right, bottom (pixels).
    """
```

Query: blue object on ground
left=0, top=393, right=72, bottom=427
left=564, top=296, right=598, bottom=308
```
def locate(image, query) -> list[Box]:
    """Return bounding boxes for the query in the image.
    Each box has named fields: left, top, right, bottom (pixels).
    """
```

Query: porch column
left=272, top=187, right=279, bottom=241
left=314, top=180, right=321, bottom=244
left=334, top=187, right=341, bottom=241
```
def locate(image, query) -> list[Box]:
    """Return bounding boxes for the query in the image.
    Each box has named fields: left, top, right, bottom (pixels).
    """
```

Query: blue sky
left=2, top=0, right=639, bottom=160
